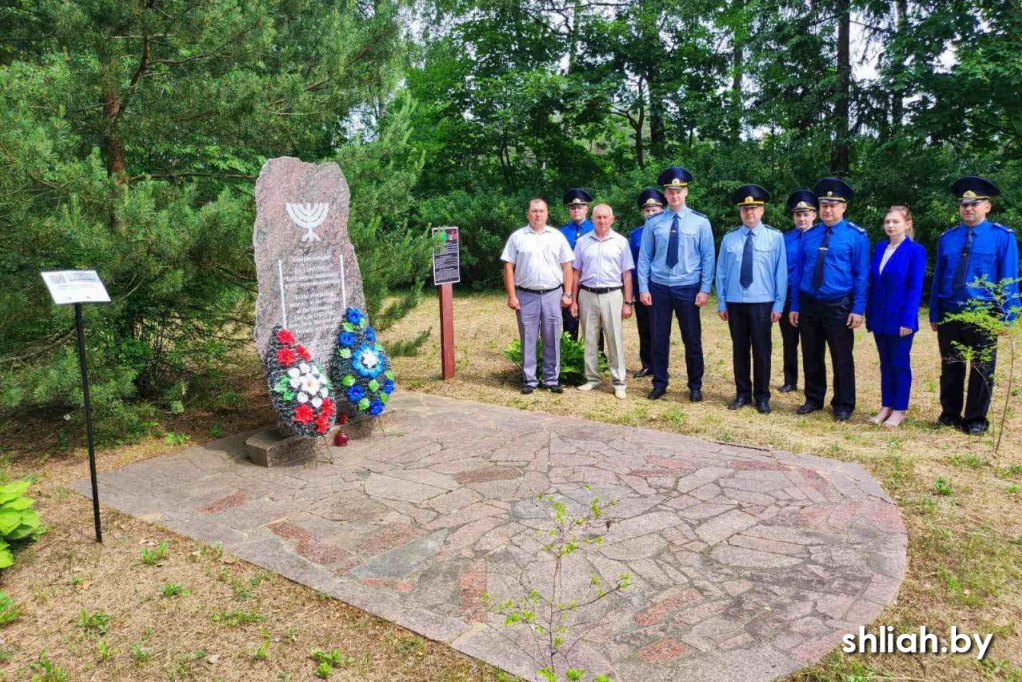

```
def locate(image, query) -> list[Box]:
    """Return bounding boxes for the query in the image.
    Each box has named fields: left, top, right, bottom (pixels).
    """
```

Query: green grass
left=211, top=610, right=264, bottom=627
left=161, top=583, right=190, bottom=598
left=77, top=609, right=111, bottom=636
left=141, top=541, right=168, bottom=566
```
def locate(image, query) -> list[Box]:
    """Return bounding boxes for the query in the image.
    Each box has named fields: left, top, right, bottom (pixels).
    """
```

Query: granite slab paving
left=73, top=393, right=907, bottom=682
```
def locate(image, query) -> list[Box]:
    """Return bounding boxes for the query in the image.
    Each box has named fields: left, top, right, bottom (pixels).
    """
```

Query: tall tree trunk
left=890, top=0, right=907, bottom=130
left=830, top=0, right=851, bottom=175
left=730, top=0, right=745, bottom=136
left=102, top=89, right=126, bottom=181
left=647, top=66, right=665, bottom=159
left=635, top=87, right=646, bottom=169
left=732, top=41, right=744, bottom=136
left=567, top=0, right=581, bottom=73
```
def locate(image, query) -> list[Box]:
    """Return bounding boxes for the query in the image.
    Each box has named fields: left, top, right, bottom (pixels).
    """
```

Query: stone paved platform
left=74, top=393, right=907, bottom=681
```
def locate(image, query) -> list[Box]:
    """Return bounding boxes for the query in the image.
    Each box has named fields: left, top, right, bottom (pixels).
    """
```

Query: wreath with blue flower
left=329, top=307, right=395, bottom=418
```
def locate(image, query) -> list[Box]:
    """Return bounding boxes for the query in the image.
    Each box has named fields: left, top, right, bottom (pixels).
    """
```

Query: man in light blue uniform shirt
left=628, top=188, right=666, bottom=378
left=930, top=175, right=1020, bottom=435
left=778, top=190, right=817, bottom=393
left=559, top=188, right=594, bottom=341
left=638, top=166, right=715, bottom=402
left=789, top=177, right=869, bottom=421
left=716, top=184, right=787, bottom=414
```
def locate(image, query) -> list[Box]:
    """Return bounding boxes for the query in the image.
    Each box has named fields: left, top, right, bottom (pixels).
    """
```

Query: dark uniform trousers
left=649, top=281, right=703, bottom=391
left=779, top=296, right=800, bottom=387
left=937, top=318, right=997, bottom=427
left=799, top=293, right=856, bottom=412
left=727, top=302, right=773, bottom=401
left=562, top=307, right=579, bottom=341
left=635, top=298, right=652, bottom=370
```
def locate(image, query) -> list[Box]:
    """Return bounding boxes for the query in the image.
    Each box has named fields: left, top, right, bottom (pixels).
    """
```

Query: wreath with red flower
left=263, top=325, right=336, bottom=437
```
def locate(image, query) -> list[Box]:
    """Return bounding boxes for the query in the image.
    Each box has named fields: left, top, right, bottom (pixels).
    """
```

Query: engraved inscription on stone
left=254, top=157, right=366, bottom=363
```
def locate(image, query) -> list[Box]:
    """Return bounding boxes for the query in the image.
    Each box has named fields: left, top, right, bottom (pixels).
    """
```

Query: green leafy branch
left=944, top=275, right=1022, bottom=455
left=483, top=487, right=630, bottom=681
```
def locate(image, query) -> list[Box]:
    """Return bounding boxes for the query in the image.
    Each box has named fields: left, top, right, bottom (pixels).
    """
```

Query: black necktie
left=740, top=230, right=754, bottom=288
left=953, top=228, right=974, bottom=290
left=811, top=226, right=832, bottom=290
left=666, top=214, right=680, bottom=268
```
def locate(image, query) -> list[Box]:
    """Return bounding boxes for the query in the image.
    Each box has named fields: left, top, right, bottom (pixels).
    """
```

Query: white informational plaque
left=40, top=270, right=111, bottom=305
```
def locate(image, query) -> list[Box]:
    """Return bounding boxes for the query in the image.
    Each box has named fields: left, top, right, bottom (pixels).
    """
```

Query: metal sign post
left=74, top=303, right=102, bottom=543
left=40, top=270, right=110, bottom=543
left=431, top=227, right=461, bottom=380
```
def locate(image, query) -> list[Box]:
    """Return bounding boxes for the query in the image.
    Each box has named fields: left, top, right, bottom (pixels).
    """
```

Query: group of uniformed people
left=500, top=166, right=1019, bottom=434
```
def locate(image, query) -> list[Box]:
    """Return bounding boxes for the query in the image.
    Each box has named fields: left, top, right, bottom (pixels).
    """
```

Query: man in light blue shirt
left=637, top=166, right=715, bottom=402
left=715, top=185, right=787, bottom=414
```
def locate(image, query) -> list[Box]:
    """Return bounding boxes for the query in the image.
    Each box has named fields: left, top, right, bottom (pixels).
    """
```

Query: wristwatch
left=562, top=292, right=572, bottom=300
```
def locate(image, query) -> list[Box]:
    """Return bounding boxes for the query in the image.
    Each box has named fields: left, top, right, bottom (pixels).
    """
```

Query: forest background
left=1, top=0, right=1020, bottom=436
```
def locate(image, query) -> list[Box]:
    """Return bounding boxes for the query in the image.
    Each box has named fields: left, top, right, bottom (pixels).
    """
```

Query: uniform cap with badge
left=563, top=188, right=593, bottom=207
left=812, top=177, right=854, bottom=204
left=637, top=188, right=667, bottom=209
left=731, top=184, right=770, bottom=207
left=951, top=176, right=1000, bottom=205
left=786, top=189, right=818, bottom=213
left=657, top=166, right=694, bottom=189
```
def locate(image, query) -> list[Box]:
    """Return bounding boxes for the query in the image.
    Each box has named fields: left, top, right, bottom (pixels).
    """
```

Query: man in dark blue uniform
left=930, top=176, right=1020, bottom=435
left=559, top=188, right=594, bottom=341
left=779, top=190, right=817, bottom=393
left=637, top=166, right=715, bottom=402
left=789, top=178, right=869, bottom=421
left=628, top=188, right=666, bottom=378
left=715, top=185, right=787, bottom=414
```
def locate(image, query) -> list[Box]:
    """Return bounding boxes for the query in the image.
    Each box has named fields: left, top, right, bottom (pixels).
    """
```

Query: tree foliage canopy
left=2, top=0, right=1020, bottom=438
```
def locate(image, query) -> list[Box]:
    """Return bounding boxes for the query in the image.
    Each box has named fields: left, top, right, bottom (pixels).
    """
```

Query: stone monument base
left=336, top=410, right=397, bottom=441
left=245, top=429, right=329, bottom=467
left=246, top=410, right=398, bottom=467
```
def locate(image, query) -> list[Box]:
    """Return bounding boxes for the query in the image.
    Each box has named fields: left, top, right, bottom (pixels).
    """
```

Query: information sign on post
left=40, top=270, right=109, bottom=543
left=431, top=227, right=460, bottom=379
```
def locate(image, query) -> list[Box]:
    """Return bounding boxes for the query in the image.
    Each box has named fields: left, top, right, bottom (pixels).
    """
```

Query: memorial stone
left=253, top=157, right=366, bottom=364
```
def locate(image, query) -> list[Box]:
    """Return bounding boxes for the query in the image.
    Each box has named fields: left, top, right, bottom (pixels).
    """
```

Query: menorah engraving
left=285, top=202, right=329, bottom=242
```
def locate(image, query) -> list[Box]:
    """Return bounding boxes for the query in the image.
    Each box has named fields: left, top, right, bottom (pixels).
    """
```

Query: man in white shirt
left=501, top=197, right=575, bottom=394
left=570, top=204, right=634, bottom=399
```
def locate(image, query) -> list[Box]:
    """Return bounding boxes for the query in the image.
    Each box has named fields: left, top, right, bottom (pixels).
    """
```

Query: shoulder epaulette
left=940, top=224, right=959, bottom=237
left=847, top=221, right=867, bottom=234
left=726, top=225, right=741, bottom=233
left=763, top=224, right=780, bottom=233
left=992, top=222, right=1015, bottom=234
left=691, top=209, right=708, bottom=219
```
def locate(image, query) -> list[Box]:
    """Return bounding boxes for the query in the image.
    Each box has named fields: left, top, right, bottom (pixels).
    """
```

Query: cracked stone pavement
left=74, top=392, right=907, bottom=681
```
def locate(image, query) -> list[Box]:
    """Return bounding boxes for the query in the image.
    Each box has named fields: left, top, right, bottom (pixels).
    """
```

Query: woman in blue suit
left=865, top=206, right=926, bottom=427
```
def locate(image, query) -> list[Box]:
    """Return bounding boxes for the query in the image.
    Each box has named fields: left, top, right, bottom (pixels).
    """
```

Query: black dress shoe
left=965, top=421, right=988, bottom=436
left=778, top=384, right=795, bottom=393
left=937, top=414, right=962, bottom=429
left=521, top=386, right=535, bottom=395
left=632, top=367, right=653, bottom=378
left=728, top=396, right=750, bottom=410
left=689, top=389, right=703, bottom=403
left=647, top=386, right=666, bottom=400
left=546, top=384, right=564, bottom=394
left=756, top=400, right=771, bottom=415
left=795, top=402, right=822, bottom=415
left=833, top=410, right=852, bottom=422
